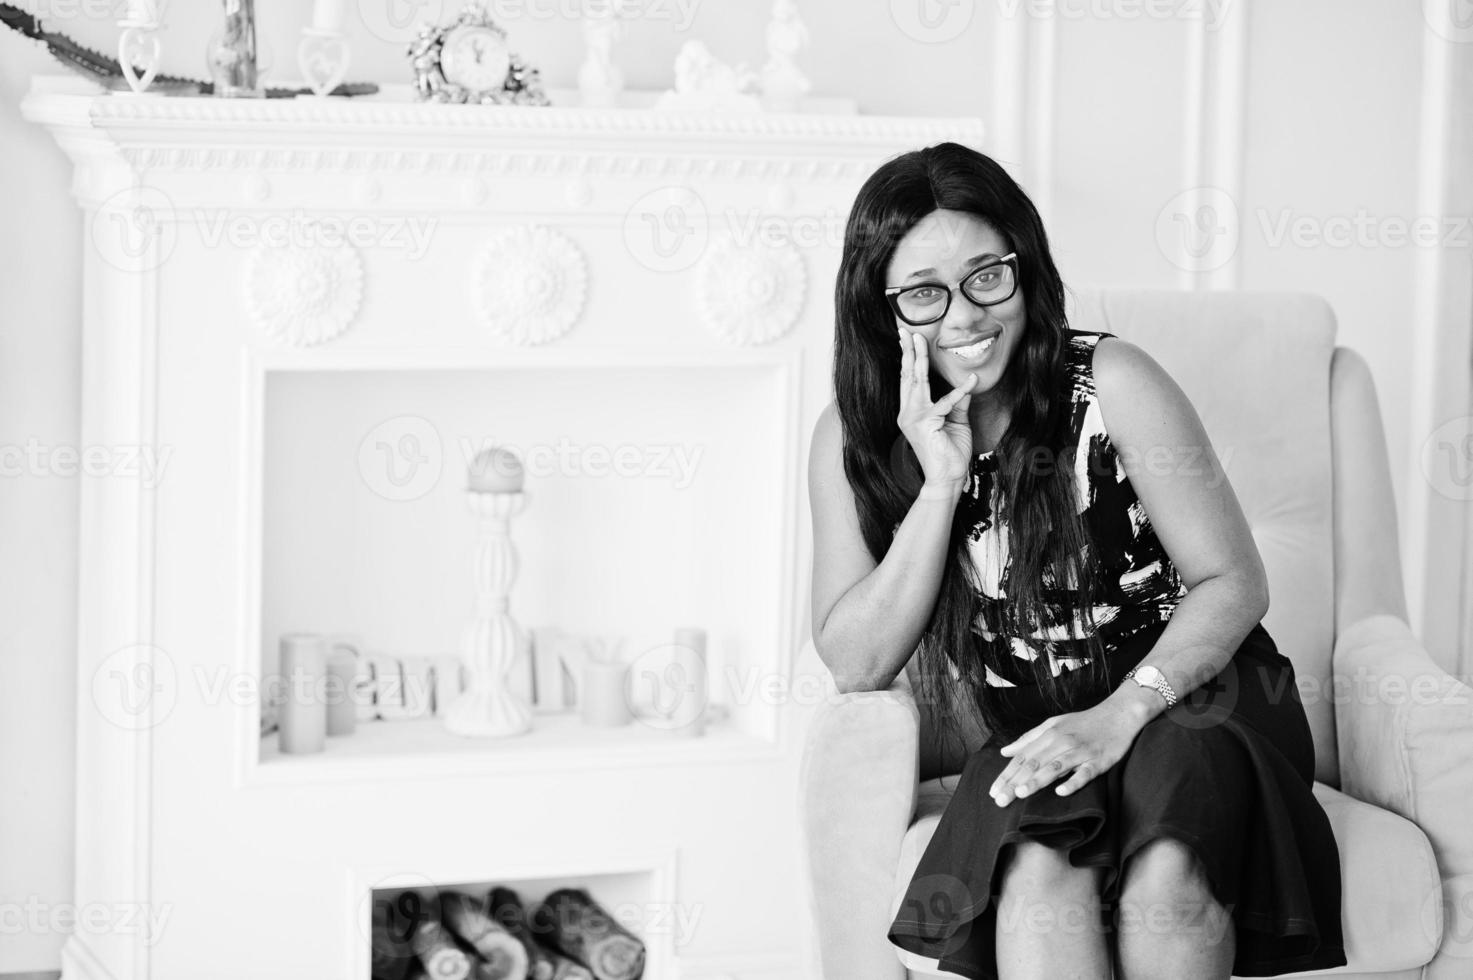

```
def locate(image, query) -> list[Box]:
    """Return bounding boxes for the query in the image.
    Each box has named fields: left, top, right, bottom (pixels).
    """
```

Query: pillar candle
left=668, top=627, right=709, bottom=737
left=580, top=658, right=632, bottom=727
left=325, top=647, right=357, bottom=736
left=278, top=633, right=327, bottom=754
left=312, top=0, right=346, bottom=33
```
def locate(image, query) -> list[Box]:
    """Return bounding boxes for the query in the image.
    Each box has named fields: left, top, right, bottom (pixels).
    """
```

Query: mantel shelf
left=22, top=74, right=984, bottom=154
left=252, top=711, right=777, bottom=785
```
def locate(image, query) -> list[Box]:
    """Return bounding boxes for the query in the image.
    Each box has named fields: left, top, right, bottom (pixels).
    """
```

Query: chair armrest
left=797, top=644, right=920, bottom=980
left=1333, top=613, right=1473, bottom=968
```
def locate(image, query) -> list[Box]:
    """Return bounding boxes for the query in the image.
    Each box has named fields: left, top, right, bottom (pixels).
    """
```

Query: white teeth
left=949, top=336, right=997, bottom=359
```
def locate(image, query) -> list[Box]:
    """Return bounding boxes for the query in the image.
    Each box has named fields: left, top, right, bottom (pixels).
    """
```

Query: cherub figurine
left=761, top=0, right=811, bottom=111
left=656, top=39, right=761, bottom=111
left=577, top=0, right=624, bottom=107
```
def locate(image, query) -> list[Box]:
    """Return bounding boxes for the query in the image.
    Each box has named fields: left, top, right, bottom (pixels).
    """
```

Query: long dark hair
left=831, top=141, right=1108, bottom=746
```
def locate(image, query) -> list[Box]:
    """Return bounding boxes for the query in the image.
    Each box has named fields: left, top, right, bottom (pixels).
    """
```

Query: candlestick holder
left=117, top=8, right=164, bottom=96
left=206, top=0, right=262, bottom=98
left=444, top=490, right=534, bottom=737
left=296, top=26, right=351, bottom=98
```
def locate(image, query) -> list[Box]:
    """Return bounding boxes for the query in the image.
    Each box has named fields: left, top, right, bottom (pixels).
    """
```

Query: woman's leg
left=994, top=839, right=1112, bottom=980
left=1114, top=837, right=1235, bottom=980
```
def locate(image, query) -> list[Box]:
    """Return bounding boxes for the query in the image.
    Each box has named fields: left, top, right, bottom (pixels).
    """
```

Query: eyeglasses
left=883, top=252, right=1019, bottom=326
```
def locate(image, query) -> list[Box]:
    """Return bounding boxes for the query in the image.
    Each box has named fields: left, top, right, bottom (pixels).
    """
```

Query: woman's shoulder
left=1065, top=326, right=1116, bottom=345
left=1065, top=328, right=1148, bottom=392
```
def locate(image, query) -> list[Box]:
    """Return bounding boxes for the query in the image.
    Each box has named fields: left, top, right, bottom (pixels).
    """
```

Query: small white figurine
left=760, top=0, right=811, bottom=112
left=655, top=39, right=761, bottom=112
left=577, top=0, right=625, bottom=107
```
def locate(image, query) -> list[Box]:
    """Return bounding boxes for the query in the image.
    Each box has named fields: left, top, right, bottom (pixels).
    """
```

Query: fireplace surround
left=22, top=75, right=983, bottom=979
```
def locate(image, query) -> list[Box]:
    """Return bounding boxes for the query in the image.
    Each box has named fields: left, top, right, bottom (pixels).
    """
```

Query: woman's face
left=883, top=209, right=1027, bottom=407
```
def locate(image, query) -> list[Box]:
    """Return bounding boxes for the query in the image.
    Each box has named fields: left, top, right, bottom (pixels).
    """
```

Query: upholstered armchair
left=795, top=289, right=1473, bottom=980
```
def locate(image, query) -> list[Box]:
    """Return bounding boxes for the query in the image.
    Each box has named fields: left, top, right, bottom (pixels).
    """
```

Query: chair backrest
left=912, top=289, right=1365, bottom=786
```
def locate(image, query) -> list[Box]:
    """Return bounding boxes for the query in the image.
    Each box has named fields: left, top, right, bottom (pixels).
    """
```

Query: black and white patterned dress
left=961, top=328, right=1188, bottom=690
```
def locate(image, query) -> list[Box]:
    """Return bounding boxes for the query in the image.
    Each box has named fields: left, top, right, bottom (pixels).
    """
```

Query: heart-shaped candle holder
left=117, top=21, right=163, bottom=95
left=296, top=28, right=351, bottom=98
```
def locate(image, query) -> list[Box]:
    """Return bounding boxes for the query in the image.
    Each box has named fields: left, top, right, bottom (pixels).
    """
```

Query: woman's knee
left=1119, top=837, right=1217, bottom=908
left=998, top=839, right=1102, bottom=897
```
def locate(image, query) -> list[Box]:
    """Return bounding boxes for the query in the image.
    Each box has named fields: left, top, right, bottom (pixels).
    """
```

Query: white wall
left=1, top=0, right=1467, bottom=972
left=988, top=0, right=1472, bottom=669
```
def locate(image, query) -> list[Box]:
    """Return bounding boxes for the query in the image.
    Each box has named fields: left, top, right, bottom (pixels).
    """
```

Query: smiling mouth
left=945, top=335, right=998, bottom=359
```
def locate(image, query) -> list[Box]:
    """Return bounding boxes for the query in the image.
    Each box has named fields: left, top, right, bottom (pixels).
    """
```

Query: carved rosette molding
left=470, top=224, right=588, bottom=346
left=244, top=242, right=365, bottom=348
left=693, top=235, right=807, bottom=346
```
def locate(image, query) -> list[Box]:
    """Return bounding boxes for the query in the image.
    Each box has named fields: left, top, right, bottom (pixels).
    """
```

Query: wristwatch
left=1123, top=664, right=1178, bottom=709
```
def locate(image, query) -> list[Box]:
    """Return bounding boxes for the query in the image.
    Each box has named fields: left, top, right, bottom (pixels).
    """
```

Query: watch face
left=440, top=25, right=510, bottom=92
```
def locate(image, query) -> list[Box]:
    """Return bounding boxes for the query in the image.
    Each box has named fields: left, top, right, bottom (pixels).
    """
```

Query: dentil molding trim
left=20, top=77, right=986, bottom=199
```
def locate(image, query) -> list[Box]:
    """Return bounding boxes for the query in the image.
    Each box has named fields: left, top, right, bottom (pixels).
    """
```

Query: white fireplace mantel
left=23, top=73, right=983, bottom=980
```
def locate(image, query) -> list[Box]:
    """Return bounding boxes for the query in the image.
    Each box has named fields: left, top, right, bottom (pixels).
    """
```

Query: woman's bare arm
left=1090, top=336, right=1272, bottom=724
left=807, top=401, right=963, bottom=693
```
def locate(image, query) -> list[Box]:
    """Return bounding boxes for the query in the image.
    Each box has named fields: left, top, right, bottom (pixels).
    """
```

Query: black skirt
left=886, top=620, right=1348, bottom=979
